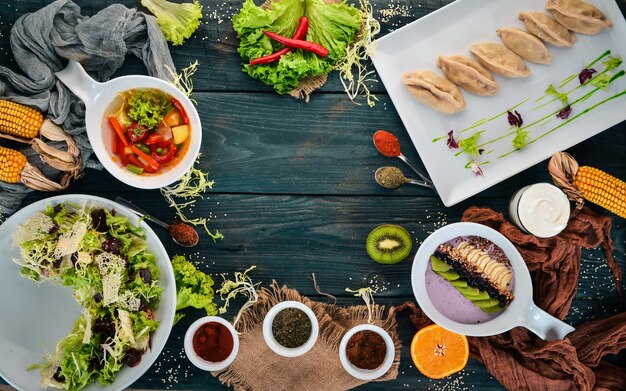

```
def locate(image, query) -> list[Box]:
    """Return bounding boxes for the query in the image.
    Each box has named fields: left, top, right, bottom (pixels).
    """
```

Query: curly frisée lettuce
left=13, top=202, right=162, bottom=391
left=233, top=0, right=361, bottom=94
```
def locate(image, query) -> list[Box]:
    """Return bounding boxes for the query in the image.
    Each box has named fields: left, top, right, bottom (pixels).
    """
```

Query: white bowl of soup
left=56, top=61, right=201, bottom=189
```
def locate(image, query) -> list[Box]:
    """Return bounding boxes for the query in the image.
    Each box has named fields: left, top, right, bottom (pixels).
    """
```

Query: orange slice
left=410, top=324, right=469, bottom=379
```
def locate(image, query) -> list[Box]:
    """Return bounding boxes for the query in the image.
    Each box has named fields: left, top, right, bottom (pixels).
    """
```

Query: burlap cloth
left=401, top=206, right=626, bottom=390
left=213, top=282, right=401, bottom=391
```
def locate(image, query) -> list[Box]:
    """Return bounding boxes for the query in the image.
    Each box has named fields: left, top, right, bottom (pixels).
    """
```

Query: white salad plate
left=0, top=195, right=176, bottom=391
left=372, top=0, right=626, bottom=206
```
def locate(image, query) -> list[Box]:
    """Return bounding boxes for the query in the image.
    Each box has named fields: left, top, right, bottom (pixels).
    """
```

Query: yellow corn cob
left=0, top=145, right=27, bottom=183
left=0, top=100, right=43, bottom=139
left=574, top=166, right=626, bottom=219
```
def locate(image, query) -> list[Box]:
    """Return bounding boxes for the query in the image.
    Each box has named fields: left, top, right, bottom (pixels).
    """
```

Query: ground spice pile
left=346, top=330, right=386, bottom=370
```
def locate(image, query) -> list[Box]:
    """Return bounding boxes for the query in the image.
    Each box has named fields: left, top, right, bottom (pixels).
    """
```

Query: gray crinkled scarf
left=0, top=0, right=175, bottom=214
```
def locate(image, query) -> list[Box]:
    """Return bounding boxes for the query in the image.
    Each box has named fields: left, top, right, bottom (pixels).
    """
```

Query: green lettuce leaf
left=141, top=0, right=203, bottom=46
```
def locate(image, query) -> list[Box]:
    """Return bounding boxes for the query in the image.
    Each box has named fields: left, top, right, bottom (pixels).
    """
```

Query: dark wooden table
left=1, top=1, right=625, bottom=390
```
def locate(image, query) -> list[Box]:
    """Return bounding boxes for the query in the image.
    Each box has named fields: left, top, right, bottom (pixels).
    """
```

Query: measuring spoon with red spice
left=373, top=130, right=435, bottom=191
left=116, top=197, right=199, bottom=247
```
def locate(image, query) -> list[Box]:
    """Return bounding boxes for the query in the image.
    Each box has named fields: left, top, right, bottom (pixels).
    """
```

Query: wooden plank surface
left=0, top=0, right=625, bottom=390
left=63, top=92, right=626, bottom=197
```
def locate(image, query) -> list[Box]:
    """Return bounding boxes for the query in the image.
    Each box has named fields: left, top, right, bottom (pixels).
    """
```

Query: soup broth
left=104, top=88, right=191, bottom=176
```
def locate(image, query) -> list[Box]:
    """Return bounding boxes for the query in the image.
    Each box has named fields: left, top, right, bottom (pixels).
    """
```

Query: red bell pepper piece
left=112, top=129, right=119, bottom=154
left=118, top=138, right=128, bottom=166
left=145, top=134, right=164, bottom=145
left=127, top=123, right=149, bottom=143
left=131, top=145, right=160, bottom=172
left=152, top=143, right=177, bottom=164
left=170, top=98, right=189, bottom=125
left=157, top=139, right=172, bottom=149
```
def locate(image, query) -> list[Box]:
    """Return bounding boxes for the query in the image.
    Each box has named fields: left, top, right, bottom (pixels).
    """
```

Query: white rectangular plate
left=372, top=0, right=626, bottom=206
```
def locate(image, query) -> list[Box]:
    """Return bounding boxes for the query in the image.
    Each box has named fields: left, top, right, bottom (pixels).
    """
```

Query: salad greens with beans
left=12, top=202, right=162, bottom=391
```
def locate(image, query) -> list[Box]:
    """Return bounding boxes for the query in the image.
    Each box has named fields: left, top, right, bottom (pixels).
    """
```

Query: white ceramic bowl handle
left=55, top=60, right=102, bottom=103
left=520, top=303, right=575, bottom=341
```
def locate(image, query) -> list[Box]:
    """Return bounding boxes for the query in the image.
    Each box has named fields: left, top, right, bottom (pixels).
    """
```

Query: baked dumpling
left=436, top=55, right=499, bottom=96
left=546, top=0, right=612, bottom=34
left=519, top=11, right=577, bottom=47
left=470, top=42, right=531, bottom=78
left=497, top=27, right=552, bottom=65
left=402, top=70, right=466, bottom=114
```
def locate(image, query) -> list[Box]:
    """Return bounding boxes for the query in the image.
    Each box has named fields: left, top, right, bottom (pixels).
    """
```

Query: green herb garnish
left=512, top=128, right=530, bottom=150
left=602, top=55, right=622, bottom=71
left=459, top=132, right=482, bottom=156
left=545, top=84, right=569, bottom=106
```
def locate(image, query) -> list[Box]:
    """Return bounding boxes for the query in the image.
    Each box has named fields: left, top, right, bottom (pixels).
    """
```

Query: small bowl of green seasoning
left=262, top=301, right=319, bottom=358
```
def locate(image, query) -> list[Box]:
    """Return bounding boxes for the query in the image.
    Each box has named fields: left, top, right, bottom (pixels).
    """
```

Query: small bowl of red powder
left=184, top=316, right=239, bottom=371
left=339, top=324, right=395, bottom=380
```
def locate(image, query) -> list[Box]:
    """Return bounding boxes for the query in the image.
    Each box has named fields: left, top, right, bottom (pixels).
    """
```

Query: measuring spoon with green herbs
left=375, top=166, right=429, bottom=189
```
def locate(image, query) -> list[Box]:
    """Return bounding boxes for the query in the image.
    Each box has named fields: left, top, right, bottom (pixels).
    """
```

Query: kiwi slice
left=430, top=255, right=451, bottom=272
left=467, top=291, right=490, bottom=301
left=458, top=286, right=480, bottom=296
left=473, top=298, right=500, bottom=308
left=439, top=271, right=460, bottom=281
left=451, top=279, right=468, bottom=288
left=480, top=304, right=505, bottom=313
left=366, top=225, right=412, bottom=264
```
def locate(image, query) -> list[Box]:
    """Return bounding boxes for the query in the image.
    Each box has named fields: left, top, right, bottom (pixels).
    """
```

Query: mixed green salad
left=12, top=202, right=162, bottom=391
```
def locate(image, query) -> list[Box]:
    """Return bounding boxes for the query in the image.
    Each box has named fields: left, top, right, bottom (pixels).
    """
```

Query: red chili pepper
left=145, top=134, right=164, bottom=145
left=170, top=98, right=189, bottom=125
left=152, top=143, right=177, bottom=164
left=250, top=17, right=309, bottom=66
left=118, top=138, right=128, bottom=166
left=262, top=30, right=328, bottom=57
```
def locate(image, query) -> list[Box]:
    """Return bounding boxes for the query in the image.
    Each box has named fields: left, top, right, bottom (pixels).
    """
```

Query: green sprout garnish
left=217, top=265, right=260, bottom=326
left=165, top=60, right=199, bottom=104
left=160, top=157, right=223, bottom=241
left=345, top=286, right=375, bottom=323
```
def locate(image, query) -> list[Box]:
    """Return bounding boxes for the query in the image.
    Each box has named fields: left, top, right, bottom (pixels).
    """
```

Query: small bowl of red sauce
left=184, top=316, right=239, bottom=371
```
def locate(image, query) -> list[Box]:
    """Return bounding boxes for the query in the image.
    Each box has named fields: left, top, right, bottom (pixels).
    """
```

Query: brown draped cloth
left=398, top=206, right=626, bottom=390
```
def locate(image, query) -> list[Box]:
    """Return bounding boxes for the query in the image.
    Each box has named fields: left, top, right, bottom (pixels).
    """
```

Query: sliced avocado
left=430, top=255, right=450, bottom=272
left=451, top=279, right=468, bottom=288
left=473, top=298, right=500, bottom=308
left=480, top=304, right=505, bottom=313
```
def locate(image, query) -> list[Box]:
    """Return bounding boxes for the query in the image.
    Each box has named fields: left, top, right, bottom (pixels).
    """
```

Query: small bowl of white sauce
left=509, top=183, right=570, bottom=238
